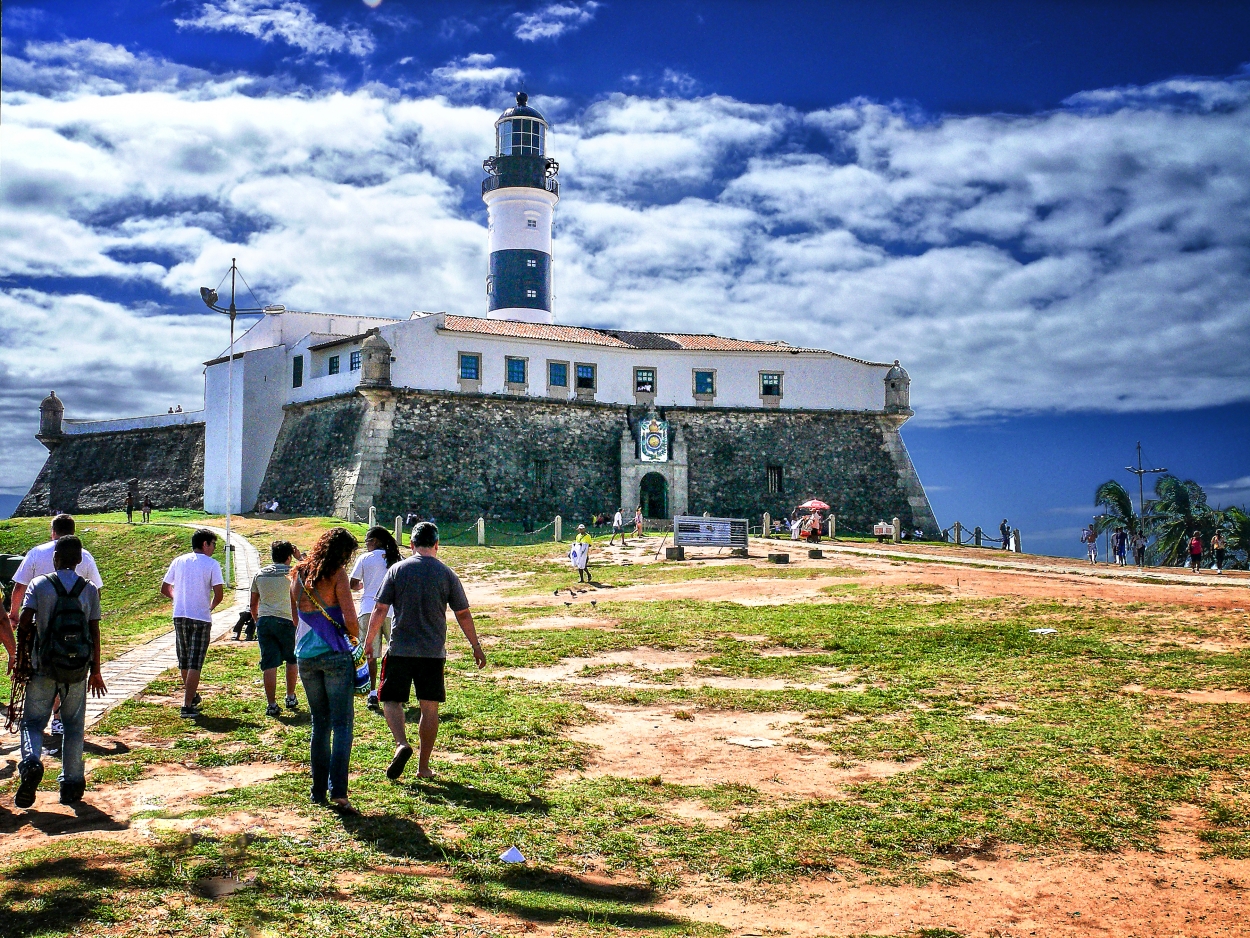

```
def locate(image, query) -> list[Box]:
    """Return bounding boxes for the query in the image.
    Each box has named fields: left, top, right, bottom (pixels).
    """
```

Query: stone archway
left=640, top=472, right=668, bottom=519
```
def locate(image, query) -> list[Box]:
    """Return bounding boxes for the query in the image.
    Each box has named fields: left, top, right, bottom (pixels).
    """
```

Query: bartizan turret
left=358, top=329, right=392, bottom=389
left=884, top=361, right=912, bottom=417
left=482, top=92, right=559, bottom=324
left=37, top=391, right=65, bottom=450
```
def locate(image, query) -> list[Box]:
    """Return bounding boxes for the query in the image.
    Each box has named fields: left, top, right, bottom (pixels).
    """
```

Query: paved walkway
left=754, top=538, right=1250, bottom=589
left=84, top=525, right=260, bottom=728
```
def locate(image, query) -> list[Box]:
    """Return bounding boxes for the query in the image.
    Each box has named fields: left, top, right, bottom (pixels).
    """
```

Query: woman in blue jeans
left=291, top=528, right=360, bottom=812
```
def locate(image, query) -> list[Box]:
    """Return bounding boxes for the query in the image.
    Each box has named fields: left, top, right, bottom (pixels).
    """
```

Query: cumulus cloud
left=2, top=42, right=1249, bottom=494
left=430, top=54, right=524, bottom=96
left=176, top=0, right=375, bottom=57
left=512, top=2, right=600, bottom=41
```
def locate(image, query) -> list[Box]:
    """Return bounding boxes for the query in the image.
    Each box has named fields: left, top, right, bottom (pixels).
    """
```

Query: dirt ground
left=6, top=538, right=1249, bottom=937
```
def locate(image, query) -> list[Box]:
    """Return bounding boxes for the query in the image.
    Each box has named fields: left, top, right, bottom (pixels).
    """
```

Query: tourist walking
left=142, top=497, right=152, bottom=523
left=1188, top=531, right=1204, bottom=572
left=13, top=536, right=106, bottom=808
left=10, top=514, right=105, bottom=736
left=1211, top=531, right=1227, bottom=574
left=160, top=529, right=225, bottom=718
left=350, top=525, right=403, bottom=711
left=569, top=524, right=592, bottom=583
left=250, top=540, right=300, bottom=718
left=1081, top=525, right=1098, bottom=564
left=1132, top=530, right=1147, bottom=566
left=633, top=506, right=643, bottom=538
left=292, top=528, right=360, bottom=811
left=366, top=522, right=486, bottom=781
left=124, top=494, right=134, bottom=524
left=609, top=508, right=625, bottom=545
left=1112, top=528, right=1127, bottom=566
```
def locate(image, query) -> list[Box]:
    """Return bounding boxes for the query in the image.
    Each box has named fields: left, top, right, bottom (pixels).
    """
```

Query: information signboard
left=673, top=516, right=749, bottom=548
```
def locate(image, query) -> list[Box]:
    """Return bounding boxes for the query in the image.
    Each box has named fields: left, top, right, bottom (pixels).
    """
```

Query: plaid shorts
left=174, top=617, right=213, bottom=672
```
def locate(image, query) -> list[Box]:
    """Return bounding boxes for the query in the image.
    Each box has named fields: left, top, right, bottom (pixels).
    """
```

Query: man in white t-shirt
left=160, top=528, right=225, bottom=719
left=609, top=508, right=625, bottom=545
left=9, top=513, right=104, bottom=735
left=349, top=526, right=400, bottom=712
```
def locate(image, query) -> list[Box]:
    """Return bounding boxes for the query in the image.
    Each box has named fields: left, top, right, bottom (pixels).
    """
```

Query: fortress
left=18, top=94, right=939, bottom=536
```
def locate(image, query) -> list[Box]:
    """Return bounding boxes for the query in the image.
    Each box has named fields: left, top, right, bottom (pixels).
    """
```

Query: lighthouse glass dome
left=497, top=119, right=545, bottom=156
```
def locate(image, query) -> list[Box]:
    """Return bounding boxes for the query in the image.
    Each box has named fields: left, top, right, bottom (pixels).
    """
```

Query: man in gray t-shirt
left=367, top=522, right=485, bottom=781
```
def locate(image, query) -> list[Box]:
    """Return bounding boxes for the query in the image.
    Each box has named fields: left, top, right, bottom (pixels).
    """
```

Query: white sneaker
left=50, top=717, right=64, bottom=736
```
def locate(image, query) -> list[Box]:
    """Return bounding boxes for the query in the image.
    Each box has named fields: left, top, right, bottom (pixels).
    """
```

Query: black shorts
left=378, top=654, right=445, bottom=703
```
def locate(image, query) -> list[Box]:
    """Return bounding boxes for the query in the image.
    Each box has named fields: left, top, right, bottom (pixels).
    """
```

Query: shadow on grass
left=478, top=887, right=683, bottom=931
left=490, top=866, right=656, bottom=903
left=2, top=854, right=122, bottom=938
left=340, top=811, right=446, bottom=860
left=0, top=801, right=129, bottom=837
left=83, top=738, right=131, bottom=756
left=411, top=778, right=549, bottom=814
left=189, top=715, right=249, bottom=734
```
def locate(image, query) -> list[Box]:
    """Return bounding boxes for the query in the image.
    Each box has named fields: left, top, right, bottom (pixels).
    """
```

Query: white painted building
left=188, top=94, right=913, bottom=513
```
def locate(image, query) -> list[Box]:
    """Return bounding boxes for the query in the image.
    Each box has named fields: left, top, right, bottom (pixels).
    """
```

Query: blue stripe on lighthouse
left=488, top=250, right=551, bottom=312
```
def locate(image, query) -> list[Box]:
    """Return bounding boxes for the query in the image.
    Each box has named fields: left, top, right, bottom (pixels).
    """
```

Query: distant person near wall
left=1081, top=525, right=1098, bottom=564
left=125, top=493, right=134, bottom=524
left=1212, top=531, right=1227, bottom=574
left=141, top=497, right=152, bottom=523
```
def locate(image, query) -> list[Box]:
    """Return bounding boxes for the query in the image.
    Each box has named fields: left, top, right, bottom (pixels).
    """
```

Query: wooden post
left=974, top=525, right=982, bottom=547
left=477, top=517, right=485, bottom=547
left=368, top=505, right=376, bottom=529
left=1012, top=528, right=1022, bottom=553
left=554, top=515, right=562, bottom=542
left=394, top=515, right=403, bottom=545
left=763, top=512, right=771, bottom=537
left=892, top=516, right=901, bottom=544
left=954, top=521, right=963, bottom=546
left=829, top=514, right=836, bottom=539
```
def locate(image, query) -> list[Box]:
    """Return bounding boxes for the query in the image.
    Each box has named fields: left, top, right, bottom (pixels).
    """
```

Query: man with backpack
left=14, top=536, right=106, bottom=808
left=9, top=513, right=104, bottom=736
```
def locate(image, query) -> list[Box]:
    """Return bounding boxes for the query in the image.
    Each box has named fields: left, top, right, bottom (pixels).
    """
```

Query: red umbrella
left=797, top=499, right=830, bottom=510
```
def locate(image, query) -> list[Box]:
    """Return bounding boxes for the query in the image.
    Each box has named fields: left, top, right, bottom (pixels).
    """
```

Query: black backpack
left=42, top=575, right=93, bottom=682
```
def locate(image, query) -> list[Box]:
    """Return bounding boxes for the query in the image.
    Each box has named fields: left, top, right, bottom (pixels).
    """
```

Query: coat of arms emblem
left=640, top=414, right=668, bottom=462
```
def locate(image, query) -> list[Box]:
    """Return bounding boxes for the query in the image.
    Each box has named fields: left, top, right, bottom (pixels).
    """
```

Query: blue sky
left=1, top=0, right=1248, bottom=555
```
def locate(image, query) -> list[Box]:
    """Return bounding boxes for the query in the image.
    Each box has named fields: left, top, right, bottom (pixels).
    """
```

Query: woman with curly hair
left=290, top=527, right=360, bottom=812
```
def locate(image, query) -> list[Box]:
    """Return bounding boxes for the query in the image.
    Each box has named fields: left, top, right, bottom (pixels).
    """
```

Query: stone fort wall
left=254, top=390, right=936, bottom=534
left=16, top=423, right=205, bottom=516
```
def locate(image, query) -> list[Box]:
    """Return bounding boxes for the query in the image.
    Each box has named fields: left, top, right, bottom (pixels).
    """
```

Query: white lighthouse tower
left=482, top=92, right=559, bottom=324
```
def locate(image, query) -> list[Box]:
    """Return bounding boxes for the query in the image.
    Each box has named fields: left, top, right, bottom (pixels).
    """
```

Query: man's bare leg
left=183, top=669, right=201, bottom=708
left=285, top=662, right=298, bottom=698
left=417, top=700, right=440, bottom=777
left=262, top=667, right=277, bottom=705
left=382, top=700, right=408, bottom=747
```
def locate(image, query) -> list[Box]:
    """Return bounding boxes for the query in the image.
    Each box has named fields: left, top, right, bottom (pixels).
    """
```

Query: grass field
left=2, top=515, right=1249, bottom=937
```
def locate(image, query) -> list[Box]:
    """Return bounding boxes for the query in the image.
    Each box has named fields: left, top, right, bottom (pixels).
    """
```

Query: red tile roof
left=441, top=315, right=830, bottom=354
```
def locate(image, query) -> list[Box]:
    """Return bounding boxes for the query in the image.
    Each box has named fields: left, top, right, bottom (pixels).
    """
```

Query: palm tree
left=1093, top=479, right=1140, bottom=537
left=1146, top=475, right=1217, bottom=566
left=1224, top=506, right=1250, bottom=570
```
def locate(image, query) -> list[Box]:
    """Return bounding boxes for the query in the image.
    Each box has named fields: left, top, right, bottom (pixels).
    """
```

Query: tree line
left=1093, top=475, right=1249, bottom=569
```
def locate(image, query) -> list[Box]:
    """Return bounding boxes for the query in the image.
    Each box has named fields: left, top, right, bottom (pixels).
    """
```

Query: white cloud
left=512, top=2, right=600, bottom=41
left=176, top=0, right=375, bottom=57
left=2, top=45, right=1249, bottom=492
left=1202, top=475, right=1250, bottom=509
left=430, top=54, right=524, bottom=96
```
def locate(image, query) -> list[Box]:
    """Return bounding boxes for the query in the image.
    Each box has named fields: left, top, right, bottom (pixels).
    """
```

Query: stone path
left=761, top=538, right=1250, bottom=589
left=84, top=524, right=260, bottom=728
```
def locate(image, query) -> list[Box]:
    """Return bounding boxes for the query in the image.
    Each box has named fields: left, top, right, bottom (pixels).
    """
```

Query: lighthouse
left=482, top=92, right=559, bottom=324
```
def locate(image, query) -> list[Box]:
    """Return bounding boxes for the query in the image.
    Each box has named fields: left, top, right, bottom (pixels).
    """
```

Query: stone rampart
left=16, top=423, right=205, bottom=516
left=254, top=394, right=369, bottom=515
left=251, top=389, right=937, bottom=534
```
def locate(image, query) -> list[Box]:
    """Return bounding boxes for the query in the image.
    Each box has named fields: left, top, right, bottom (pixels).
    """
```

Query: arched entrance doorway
left=640, top=472, right=668, bottom=520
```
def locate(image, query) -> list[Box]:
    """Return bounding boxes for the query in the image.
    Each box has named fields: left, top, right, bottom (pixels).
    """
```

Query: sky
left=1, top=0, right=1248, bottom=556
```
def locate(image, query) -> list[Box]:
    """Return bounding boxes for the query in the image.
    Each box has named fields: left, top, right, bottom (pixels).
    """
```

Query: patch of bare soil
left=498, top=649, right=854, bottom=692
left=659, top=810, right=1248, bottom=937
left=1121, top=684, right=1250, bottom=705
left=506, top=615, right=620, bottom=631
left=562, top=704, right=919, bottom=798
left=0, top=761, right=288, bottom=855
